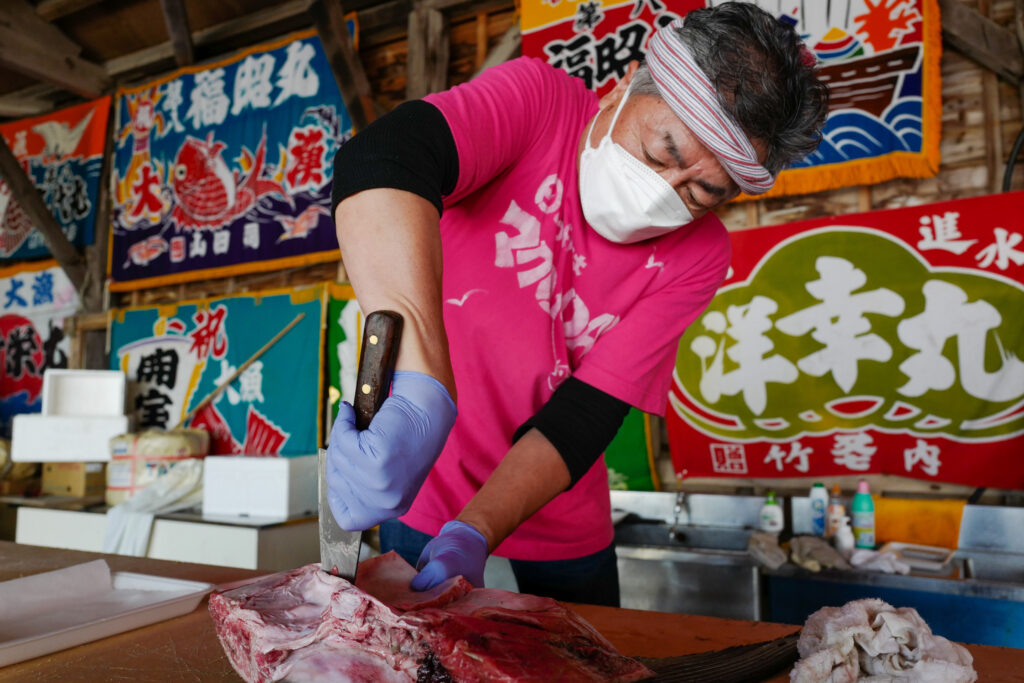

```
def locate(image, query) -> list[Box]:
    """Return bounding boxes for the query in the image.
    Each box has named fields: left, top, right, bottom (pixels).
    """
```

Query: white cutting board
left=0, top=560, right=212, bottom=667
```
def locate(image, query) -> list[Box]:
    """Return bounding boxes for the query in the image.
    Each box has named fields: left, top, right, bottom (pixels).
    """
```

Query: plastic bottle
left=826, top=484, right=845, bottom=539
left=834, top=516, right=855, bottom=560
left=809, top=482, right=828, bottom=536
left=852, top=479, right=876, bottom=549
left=759, top=491, right=784, bottom=533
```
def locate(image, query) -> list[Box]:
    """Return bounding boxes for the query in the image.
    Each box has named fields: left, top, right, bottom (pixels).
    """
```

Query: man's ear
left=597, top=61, right=640, bottom=110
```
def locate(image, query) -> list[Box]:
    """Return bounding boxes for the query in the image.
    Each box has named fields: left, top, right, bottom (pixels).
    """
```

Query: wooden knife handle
left=354, top=310, right=403, bottom=431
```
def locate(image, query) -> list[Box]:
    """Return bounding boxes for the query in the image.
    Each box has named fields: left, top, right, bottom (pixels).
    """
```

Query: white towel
left=849, top=549, right=912, bottom=575
left=791, top=598, right=976, bottom=682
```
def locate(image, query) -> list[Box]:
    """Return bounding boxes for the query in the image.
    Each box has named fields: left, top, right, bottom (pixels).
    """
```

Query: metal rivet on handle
left=369, top=335, right=378, bottom=345
left=361, top=384, right=371, bottom=394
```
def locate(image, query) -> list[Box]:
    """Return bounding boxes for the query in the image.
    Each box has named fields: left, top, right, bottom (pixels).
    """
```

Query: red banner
left=668, top=191, right=1024, bottom=489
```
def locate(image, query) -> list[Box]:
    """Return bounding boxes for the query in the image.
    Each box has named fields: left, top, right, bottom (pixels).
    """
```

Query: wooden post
left=310, top=0, right=376, bottom=132
left=0, top=135, right=86, bottom=291
left=406, top=5, right=449, bottom=100
left=159, top=0, right=195, bottom=66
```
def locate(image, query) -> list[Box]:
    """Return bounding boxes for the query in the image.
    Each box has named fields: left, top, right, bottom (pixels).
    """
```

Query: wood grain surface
left=2, top=541, right=1023, bottom=682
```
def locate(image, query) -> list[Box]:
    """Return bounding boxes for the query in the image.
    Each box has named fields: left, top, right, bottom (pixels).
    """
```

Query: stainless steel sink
left=614, top=521, right=753, bottom=551
left=957, top=549, right=1024, bottom=583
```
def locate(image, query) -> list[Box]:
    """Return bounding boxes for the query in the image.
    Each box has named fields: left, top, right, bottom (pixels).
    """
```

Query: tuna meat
left=209, top=551, right=653, bottom=682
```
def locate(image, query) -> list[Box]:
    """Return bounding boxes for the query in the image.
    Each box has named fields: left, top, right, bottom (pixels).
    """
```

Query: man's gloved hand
left=411, top=520, right=488, bottom=590
left=326, top=370, right=457, bottom=531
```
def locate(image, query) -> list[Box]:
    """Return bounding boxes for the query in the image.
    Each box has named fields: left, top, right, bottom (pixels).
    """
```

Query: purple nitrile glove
left=412, top=520, right=489, bottom=590
left=326, top=370, right=456, bottom=531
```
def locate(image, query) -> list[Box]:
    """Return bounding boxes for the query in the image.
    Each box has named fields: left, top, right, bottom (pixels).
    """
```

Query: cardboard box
left=202, top=455, right=317, bottom=520
left=42, top=462, right=106, bottom=498
left=11, top=414, right=130, bottom=462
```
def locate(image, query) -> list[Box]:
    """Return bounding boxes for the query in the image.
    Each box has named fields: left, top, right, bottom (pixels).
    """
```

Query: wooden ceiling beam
left=939, top=0, right=1023, bottom=84
left=0, top=38, right=109, bottom=98
left=159, top=0, right=195, bottom=66
left=35, top=0, right=105, bottom=22
left=2, top=0, right=81, bottom=57
left=106, top=0, right=316, bottom=79
left=0, top=92, right=54, bottom=119
left=0, top=135, right=86, bottom=291
left=0, top=1, right=108, bottom=98
left=310, top=0, right=376, bottom=131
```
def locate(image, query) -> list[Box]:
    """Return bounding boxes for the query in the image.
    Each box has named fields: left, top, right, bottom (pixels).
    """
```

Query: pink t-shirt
left=402, top=58, right=730, bottom=561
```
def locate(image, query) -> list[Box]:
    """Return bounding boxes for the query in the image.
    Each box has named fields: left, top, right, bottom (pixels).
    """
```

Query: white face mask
left=578, top=83, right=693, bottom=244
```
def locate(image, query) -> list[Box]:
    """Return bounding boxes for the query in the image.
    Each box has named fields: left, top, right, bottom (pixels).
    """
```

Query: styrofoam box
left=11, top=415, right=129, bottom=463
left=42, top=369, right=126, bottom=417
left=202, top=455, right=318, bottom=520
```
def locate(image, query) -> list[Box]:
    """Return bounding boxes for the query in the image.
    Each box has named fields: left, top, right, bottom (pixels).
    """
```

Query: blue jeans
left=379, top=518, right=621, bottom=607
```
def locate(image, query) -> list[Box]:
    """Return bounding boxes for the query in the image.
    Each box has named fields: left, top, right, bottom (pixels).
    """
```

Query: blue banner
left=110, top=31, right=351, bottom=290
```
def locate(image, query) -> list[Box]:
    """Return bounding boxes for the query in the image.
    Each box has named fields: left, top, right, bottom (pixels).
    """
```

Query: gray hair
left=633, top=4, right=829, bottom=175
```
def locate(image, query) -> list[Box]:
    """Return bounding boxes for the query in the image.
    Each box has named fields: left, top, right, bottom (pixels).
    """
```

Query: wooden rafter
left=406, top=5, right=450, bottom=99
left=159, top=0, right=195, bottom=66
left=0, top=136, right=86, bottom=291
left=310, top=0, right=376, bottom=131
left=0, top=91, right=54, bottom=119
left=106, top=0, right=316, bottom=78
left=0, top=1, right=108, bottom=98
left=939, top=0, right=1023, bottom=84
left=34, top=0, right=105, bottom=22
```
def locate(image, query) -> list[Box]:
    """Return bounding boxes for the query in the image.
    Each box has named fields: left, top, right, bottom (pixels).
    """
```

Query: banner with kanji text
left=110, top=285, right=325, bottom=455
left=110, top=30, right=352, bottom=290
left=521, top=0, right=941, bottom=198
left=0, top=98, right=111, bottom=259
left=668, top=191, right=1024, bottom=489
left=0, top=261, right=78, bottom=438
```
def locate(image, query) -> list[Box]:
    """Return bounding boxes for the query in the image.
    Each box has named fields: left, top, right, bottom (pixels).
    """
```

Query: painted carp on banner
left=169, top=131, right=287, bottom=231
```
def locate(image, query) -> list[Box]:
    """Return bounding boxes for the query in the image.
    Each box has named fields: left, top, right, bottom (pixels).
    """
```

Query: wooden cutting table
left=2, top=541, right=1022, bottom=682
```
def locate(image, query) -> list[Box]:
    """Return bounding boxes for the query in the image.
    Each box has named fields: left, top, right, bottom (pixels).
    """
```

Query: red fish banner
left=0, top=260, right=79, bottom=438
left=0, top=98, right=111, bottom=259
left=109, top=30, right=353, bottom=290
left=668, top=191, right=1024, bottom=489
left=521, top=0, right=941, bottom=198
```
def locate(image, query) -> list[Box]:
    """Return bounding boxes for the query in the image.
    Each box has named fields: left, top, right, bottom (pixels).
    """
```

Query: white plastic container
left=11, top=414, right=130, bottom=463
left=41, top=369, right=126, bottom=417
left=835, top=516, right=855, bottom=560
left=759, top=491, right=784, bottom=533
left=809, top=482, right=828, bottom=536
left=202, top=454, right=318, bottom=519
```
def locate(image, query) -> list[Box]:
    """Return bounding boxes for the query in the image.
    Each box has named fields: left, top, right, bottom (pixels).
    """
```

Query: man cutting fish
left=327, top=3, right=828, bottom=606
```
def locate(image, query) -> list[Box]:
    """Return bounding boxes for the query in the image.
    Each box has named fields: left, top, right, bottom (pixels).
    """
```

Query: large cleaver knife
left=319, top=310, right=404, bottom=581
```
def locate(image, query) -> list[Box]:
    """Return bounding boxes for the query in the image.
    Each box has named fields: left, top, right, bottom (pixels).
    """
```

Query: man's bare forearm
left=456, top=429, right=572, bottom=550
left=334, top=188, right=456, bottom=400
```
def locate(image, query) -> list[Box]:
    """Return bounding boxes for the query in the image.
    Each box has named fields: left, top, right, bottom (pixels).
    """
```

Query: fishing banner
left=668, top=191, right=1024, bottom=489
left=326, top=283, right=360, bottom=435
left=521, top=0, right=941, bottom=197
left=605, top=409, right=660, bottom=490
left=110, top=30, right=352, bottom=290
left=111, top=285, right=325, bottom=456
left=0, top=98, right=111, bottom=259
left=0, top=261, right=78, bottom=438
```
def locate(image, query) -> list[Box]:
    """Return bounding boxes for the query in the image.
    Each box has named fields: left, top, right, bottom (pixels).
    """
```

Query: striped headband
left=646, top=19, right=775, bottom=195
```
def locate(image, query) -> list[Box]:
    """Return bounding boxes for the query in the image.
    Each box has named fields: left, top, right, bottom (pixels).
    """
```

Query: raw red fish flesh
left=209, top=552, right=653, bottom=682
